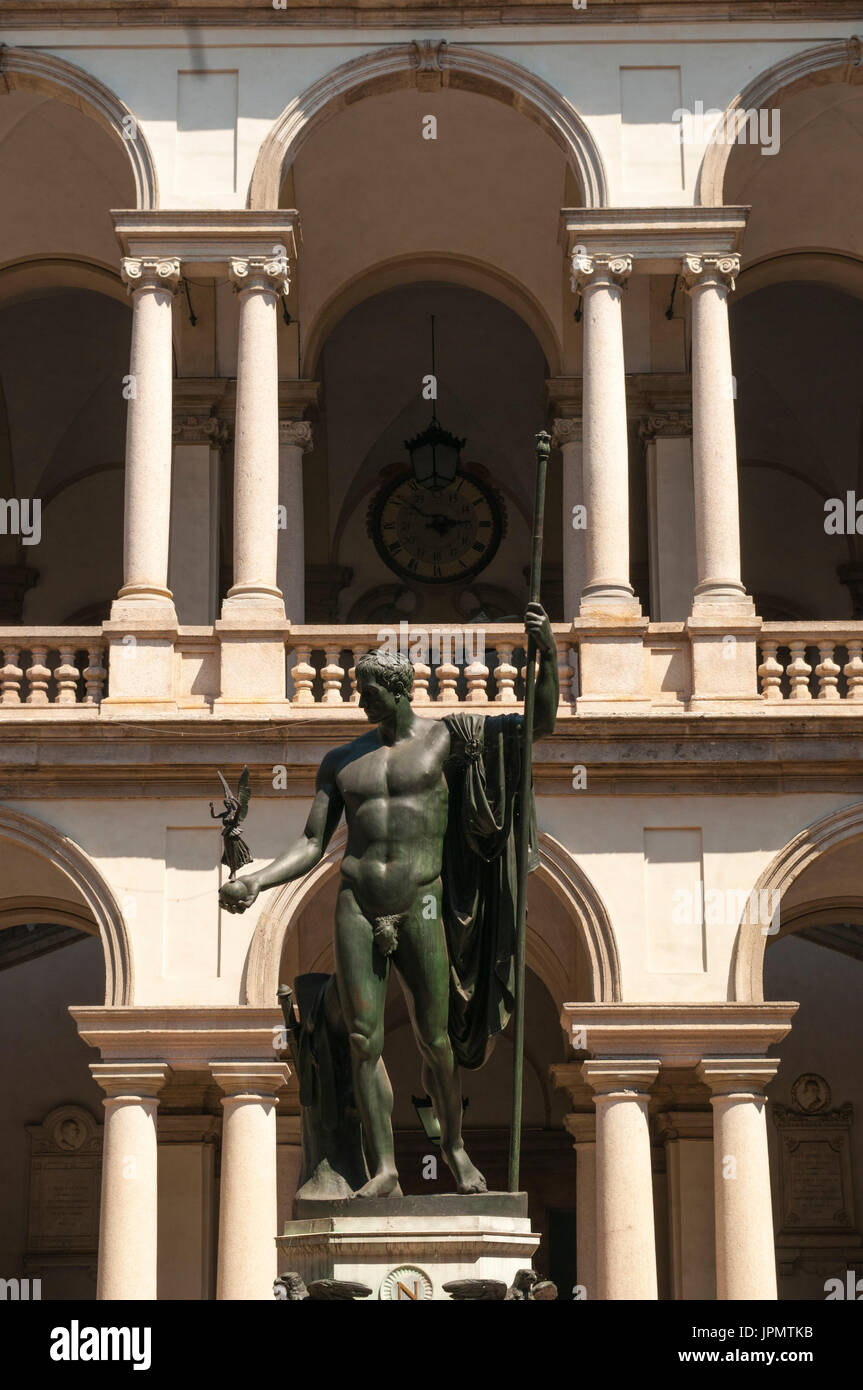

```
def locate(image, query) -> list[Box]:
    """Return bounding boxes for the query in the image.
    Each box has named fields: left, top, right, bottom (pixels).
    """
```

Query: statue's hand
left=219, top=877, right=259, bottom=915
left=524, top=601, right=555, bottom=657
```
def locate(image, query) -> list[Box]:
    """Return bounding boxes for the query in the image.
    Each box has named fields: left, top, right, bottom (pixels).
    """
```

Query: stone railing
left=757, top=623, right=863, bottom=704
left=285, top=623, right=579, bottom=708
left=6, top=619, right=863, bottom=714
left=0, top=630, right=107, bottom=708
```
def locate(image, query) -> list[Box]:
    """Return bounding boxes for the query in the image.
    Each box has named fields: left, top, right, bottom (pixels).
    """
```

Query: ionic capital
left=210, top=1061, right=291, bottom=1098
left=697, top=1057, right=779, bottom=1099
left=172, top=411, right=228, bottom=446
left=279, top=419, right=313, bottom=451
left=120, top=257, right=181, bottom=295
left=552, top=417, right=583, bottom=448
left=638, top=410, right=693, bottom=443
left=229, top=254, right=291, bottom=298
left=681, top=254, right=740, bottom=295
left=583, top=1058, right=660, bottom=1098
left=570, top=251, right=632, bottom=295
left=90, top=1062, right=171, bottom=1100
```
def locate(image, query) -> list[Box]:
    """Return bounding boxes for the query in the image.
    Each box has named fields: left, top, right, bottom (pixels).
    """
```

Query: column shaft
left=212, top=1062, right=290, bottom=1300
left=91, top=1063, right=169, bottom=1301
left=116, top=258, right=180, bottom=616
left=571, top=254, right=638, bottom=616
left=584, top=1059, right=659, bottom=1299
left=278, top=420, right=311, bottom=622
left=553, top=418, right=585, bottom=620
left=682, top=255, right=752, bottom=613
left=225, top=255, right=289, bottom=615
left=698, top=1059, right=779, bottom=1300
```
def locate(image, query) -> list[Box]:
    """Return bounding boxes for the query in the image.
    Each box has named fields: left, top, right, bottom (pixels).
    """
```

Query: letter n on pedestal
left=583, top=1059, right=660, bottom=1299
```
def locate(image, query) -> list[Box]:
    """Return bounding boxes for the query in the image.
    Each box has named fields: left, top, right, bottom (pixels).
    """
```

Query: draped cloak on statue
left=442, top=711, right=538, bottom=1071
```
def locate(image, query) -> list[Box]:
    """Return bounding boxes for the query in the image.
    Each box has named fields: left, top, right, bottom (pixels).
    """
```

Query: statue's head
left=355, top=650, right=414, bottom=721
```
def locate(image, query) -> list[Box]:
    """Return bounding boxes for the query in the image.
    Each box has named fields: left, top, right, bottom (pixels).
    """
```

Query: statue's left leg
left=394, top=882, right=487, bottom=1195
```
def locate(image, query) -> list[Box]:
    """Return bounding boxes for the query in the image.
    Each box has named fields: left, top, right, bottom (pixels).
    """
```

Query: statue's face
left=357, top=672, right=399, bottom=723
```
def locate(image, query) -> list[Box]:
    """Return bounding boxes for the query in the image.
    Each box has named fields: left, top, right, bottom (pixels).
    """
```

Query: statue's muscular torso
left=332, top=715, right=453, bottom=921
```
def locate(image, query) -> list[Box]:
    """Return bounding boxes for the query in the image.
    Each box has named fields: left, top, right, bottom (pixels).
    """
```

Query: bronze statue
left=211, top=767, right=252, bottom=880
left=220, top=604, right=557, bottom=1198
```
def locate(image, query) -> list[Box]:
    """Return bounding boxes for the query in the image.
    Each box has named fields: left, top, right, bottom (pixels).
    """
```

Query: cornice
left=2, top=2, right=861, bottom=28
left=560, top=1001, right=797, bottom=1066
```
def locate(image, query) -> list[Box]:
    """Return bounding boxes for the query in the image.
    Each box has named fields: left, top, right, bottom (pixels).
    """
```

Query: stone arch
left=0, top=256, right=127, bottom=311
left=244, top=827, right=620, bottom=1007
left=249, top=41, right=608, bottom=210
left=735, top=249, right=863, bottom=305
left=697, top=36, right=863, bottom=207
left=0, top=806, right=133, bottom=1005
left=732, top=800, right=863, bottom=1003
left=0, top=46, right=158, bottom=210
left=303, top=252, right=562, bottom=381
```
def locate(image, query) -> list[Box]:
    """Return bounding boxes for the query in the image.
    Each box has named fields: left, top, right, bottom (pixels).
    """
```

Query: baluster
left=758, top=641, right=784, bottom=702
left=321, top=646, right=345, bottom=704
left=493, top=643, right=517, bottom=704
left=844, top=641, right=863, bottom=702
left=1, top=647, right=23, bottom=705
left=290, top=645, right=316, bottom=705
left=411, top=659, right=431, bottom=705
left=435, top=657, right=459, bottom=704
left=348, top=646, right=368, bottom=704
left=557, top=647, right=574, bottom=706
left=786, top=640, right=812, bottom=701
left=55, top=645, right=80, bottom=705
left=25, top=645, right=51, bottom=705
left=464, top=651, right=490, bottom=703
left=83, top=645, right=107, bottom=706
left=815, top=642, right=841, bottom=701
left=569, top=643, right=580, bottom=702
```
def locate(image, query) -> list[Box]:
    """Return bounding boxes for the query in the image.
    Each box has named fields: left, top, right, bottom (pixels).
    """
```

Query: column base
left=221, top=585, right=286, bottom=619
left=101, top=616, right=179, bottom=713
left=574, top=617, right=651, bottom=714
left=579, top=581, right=642, bottom=621
left=214, top=615, right=290, bottom=709
left=278, top=1193, right=539, bottom=1300
left=685, top=614, right=763, bottom=710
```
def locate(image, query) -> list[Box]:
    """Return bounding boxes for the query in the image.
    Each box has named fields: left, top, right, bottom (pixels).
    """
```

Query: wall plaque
left=26, top=1105, right=101, bottom=1259
left=773, top=1073, right=863, bottom=1276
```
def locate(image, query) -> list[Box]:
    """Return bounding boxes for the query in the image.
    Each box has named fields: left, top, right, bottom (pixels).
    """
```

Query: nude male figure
left=220, top=603, right=558, bottom=1197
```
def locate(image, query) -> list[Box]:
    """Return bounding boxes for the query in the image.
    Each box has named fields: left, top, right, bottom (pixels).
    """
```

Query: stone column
left=91, top=1062, right=169, bottom=1301
left=170, top=405, right=224, bottom=625
left=640, top=412, right=697, bottom=622
left=114, top=258, right=180, bottom=620
left=697, top=1059, right=779, bottom=1301
left=570, top=253, right=639, bottom=617
left=223, top=254, right=289, bottom=617
left=277, top=420, right=311, bottom=623
left=552, top=418, right=585, bottom=621
left=211, top=1062, right=290, bottom=1300
left=657, top=1111, right=716, bottom=1299
left=583, top=1059, right=660, bottom=1299
left=681, top=255, right=752, bottom=616
left=563, top=1112, right=597, bottom=1299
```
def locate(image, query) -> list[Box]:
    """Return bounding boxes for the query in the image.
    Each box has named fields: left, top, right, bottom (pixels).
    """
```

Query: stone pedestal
left=277, top=1193, right=539, bottom=1300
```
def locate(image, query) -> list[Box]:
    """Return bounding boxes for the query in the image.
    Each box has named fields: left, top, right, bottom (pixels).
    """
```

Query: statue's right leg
left=334, top=886, right=402, bottom=1199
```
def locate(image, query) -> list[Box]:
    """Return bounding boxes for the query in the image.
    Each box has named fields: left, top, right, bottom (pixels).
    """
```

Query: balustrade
left=0, top=631, right=107, bottom=708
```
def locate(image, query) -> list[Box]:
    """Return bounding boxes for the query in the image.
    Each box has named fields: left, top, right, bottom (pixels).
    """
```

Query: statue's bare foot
left=353, top=1169, right=403, bottom=1199
left=444, top=1145, right=488, bottom=1194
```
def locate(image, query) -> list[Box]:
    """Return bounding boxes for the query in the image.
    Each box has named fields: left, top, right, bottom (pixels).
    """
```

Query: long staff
left=507, top=429, right=551, bottom=1192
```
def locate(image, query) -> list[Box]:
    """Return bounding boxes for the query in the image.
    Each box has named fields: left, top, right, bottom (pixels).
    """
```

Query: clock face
left=369, top=472, right=504, bottom=585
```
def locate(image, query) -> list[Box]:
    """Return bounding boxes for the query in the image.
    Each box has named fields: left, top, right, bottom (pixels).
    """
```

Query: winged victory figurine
left=210, top=766, right=252, bottom=880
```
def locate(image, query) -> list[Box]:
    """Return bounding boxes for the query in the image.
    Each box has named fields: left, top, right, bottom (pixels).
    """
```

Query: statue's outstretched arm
left=219, top=752, right=344, bottom=914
